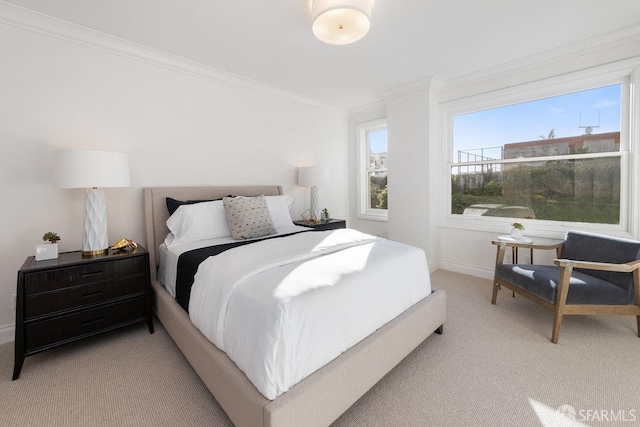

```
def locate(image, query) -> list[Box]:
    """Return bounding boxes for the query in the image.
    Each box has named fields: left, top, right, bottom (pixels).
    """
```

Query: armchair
left=492, top=230, right=640, bottom=343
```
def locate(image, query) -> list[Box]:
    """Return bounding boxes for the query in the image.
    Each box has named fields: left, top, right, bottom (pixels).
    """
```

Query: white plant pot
left=510, top=227, right=524, bottom=239
left=35, top=243, right=58, bottom=261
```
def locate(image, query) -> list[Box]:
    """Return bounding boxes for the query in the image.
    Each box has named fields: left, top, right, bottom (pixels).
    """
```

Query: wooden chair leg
left=493, top=244, right=506, bottom=302
left=551, top=264, right=573, bottom=344
left=634, top=270, right=640, bottom=338
left=492, top=280, right=499, bottom=304
left=551, top=312, right=564, bottom=344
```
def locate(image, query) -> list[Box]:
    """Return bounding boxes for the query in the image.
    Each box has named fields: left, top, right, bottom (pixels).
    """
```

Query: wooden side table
left=496, top=236, right=535, bottom=264
left=13, top=246, right=154, bottom=380
left=491, top=238, right=564, bottom=298
left=492, top=238, right=564, bottom=265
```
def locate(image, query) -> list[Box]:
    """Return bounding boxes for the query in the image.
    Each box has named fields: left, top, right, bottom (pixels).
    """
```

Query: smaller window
left=358, top=120, right=388, bottom=220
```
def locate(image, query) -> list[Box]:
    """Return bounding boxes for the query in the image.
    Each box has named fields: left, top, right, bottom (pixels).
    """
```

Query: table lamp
left=52, top=149, right=130, bottom=256
left=298, top=166, right=330, bottom=222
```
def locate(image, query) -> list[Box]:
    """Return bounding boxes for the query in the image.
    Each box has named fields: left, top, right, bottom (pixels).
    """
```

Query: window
left=358, top=119, right=388, bottom=220
left=447, top=79, right=629, bottom=230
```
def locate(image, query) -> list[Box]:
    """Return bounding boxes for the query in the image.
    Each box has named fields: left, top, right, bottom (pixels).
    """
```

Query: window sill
left=441, top=215, right=631, bottom=240
left=357, top=212, right=388, bottom=222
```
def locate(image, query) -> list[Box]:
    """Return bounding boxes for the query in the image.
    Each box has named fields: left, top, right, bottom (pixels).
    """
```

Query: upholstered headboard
left=143, top=186, right=283, bottom=281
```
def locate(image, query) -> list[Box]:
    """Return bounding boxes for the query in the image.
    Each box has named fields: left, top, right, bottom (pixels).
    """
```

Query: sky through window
left=453, top=84, right=621, bottom=157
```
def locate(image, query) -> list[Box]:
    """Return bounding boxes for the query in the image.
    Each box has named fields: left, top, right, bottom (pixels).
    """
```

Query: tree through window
left=358, top=120, right=388, bottom=220
left=451, top=84, right=622, bottom=224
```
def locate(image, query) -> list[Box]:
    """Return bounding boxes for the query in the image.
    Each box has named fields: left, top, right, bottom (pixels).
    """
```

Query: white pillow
left=163, top=232, right=175, bottom=247
left=265, top=195, right=294, bottom=229
left=165, top=200, right=231, bottom=247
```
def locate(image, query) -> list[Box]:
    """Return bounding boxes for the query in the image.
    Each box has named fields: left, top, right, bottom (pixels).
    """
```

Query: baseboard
left=439, top=261, right=494, bottom=280
left=0, top=323, right=15, bottom=345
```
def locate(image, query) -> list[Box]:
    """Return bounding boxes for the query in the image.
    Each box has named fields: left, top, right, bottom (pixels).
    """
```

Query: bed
left=143, top=185, right=446, bottom=427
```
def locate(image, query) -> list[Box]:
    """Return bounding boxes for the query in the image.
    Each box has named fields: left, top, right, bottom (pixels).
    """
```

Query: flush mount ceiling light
left=311, top=0, right=372, bottom=45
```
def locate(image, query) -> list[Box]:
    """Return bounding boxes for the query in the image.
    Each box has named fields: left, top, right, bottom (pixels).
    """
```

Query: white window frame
left=357, top=118, right=388, bottom=221
left=440, top=59, right=640, bottom=239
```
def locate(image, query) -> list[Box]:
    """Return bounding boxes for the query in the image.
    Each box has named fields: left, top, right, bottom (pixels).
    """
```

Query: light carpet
left=1, top=270, right=639, bottom=426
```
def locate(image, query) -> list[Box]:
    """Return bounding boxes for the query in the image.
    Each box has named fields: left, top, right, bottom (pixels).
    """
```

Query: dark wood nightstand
left=294, top=219, right=346, bottom=231
left=13, top=246, right=154, bottom=380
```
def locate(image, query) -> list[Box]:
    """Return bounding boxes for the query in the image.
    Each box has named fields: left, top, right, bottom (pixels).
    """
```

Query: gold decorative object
left=110, top=238, right=138, bottom=252
left=301, top=209, right=320, bottom=224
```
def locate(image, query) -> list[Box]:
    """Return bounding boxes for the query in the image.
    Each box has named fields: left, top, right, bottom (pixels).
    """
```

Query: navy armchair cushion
left=562, top=231, right=640, bottom=296
left=495, top=264, right=634, bottom=305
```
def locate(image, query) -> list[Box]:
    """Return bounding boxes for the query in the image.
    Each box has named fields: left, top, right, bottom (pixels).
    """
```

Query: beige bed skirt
left=152, top=279, right=445, bottom=427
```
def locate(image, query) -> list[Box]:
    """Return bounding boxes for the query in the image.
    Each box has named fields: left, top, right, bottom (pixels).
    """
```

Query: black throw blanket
left=175, top=230, right=312, bottom=311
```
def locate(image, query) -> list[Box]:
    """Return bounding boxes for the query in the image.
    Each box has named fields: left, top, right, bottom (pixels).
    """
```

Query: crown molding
left=0, top=1, right=347, bottom=115
left=379, top=76, right=436, bottom=101
left=349, top=76, right=442, bottom=116
left=348, top=100, right=386, bottom=117
left=441, top=24, right=640, bottom=102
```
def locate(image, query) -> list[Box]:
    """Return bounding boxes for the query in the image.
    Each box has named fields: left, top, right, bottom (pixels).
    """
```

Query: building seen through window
left=358, top=120, right=388, bottom=220
left=369, top=129, right=387, bottom=210
left=451, top=84, right=622, bottom=224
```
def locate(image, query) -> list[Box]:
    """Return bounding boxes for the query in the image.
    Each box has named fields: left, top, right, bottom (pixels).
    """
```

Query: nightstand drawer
left=24, top=263, right=113, bottom=295
left=25, top=296, right=146, bottom=353
left=112, top=256, right=146, bottom=277
left=25, top=276, right=146, bottom=319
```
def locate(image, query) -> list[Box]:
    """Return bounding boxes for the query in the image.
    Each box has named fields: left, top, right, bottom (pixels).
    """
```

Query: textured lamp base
left=82, top=248, right=108, bottom=257
left=82, top=188, right=109, bottom=257
left=310, top=186, right=321, bottom=222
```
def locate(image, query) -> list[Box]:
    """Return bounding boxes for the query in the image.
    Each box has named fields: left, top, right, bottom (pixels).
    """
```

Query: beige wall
left=0, top=22, right=348, bottom=342
left=385, top=79, right=441, bottom=271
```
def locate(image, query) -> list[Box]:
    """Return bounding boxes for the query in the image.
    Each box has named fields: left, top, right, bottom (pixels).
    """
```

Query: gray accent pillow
left=223, top=195, right=277, bottom=240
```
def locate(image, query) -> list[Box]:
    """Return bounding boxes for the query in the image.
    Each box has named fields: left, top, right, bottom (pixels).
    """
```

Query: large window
left=358, top=119, right=388, bottom=220
left=449, top=82, right=626, bottom=227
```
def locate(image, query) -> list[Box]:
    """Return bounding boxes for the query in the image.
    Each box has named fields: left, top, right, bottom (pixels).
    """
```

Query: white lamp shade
left=312, top=0, right=372, bottom=45
left=298, top=166, right=330, bottom=187
left=52, top=149, right=130, bottom=256
left=53, top=150, right=130, bottom=189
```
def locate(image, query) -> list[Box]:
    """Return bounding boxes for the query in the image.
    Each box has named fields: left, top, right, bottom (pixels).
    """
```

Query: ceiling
left=6, top=0, right=640, bottom=110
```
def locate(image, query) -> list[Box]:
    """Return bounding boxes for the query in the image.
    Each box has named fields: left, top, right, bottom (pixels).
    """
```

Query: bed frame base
left=152, top=280, right=445, bottom=427
left=144, top=186, right=446, bottom=427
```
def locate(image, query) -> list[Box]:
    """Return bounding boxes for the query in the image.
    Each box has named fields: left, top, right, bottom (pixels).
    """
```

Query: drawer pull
left=80, top=271, right=103, bottom=279
left=82, top=317, right=103, bottom=327
left=81, top=290, right=103, bottom=299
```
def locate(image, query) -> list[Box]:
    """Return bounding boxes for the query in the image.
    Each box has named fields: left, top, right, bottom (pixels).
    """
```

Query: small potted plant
left=36, top=232, right=60, bottom=261
left=510, top=222, right=525, bottom=239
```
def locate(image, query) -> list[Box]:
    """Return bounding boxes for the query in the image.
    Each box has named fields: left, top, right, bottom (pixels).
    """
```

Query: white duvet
left=158, top=225, right=309, bottom=297
left=188, top=229, right=431, bottom=400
